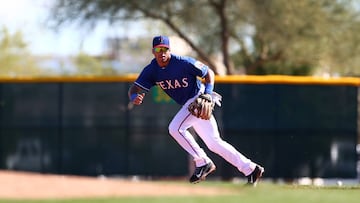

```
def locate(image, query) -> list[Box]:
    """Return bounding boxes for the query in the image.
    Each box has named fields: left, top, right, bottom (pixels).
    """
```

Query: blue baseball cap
left=152, top=35, right=170, bottom=48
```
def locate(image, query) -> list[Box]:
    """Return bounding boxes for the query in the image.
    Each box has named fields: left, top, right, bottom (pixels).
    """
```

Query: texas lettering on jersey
left=135, top=54, right=208, bottom=105
left=156, top=78, right=189, bottom=90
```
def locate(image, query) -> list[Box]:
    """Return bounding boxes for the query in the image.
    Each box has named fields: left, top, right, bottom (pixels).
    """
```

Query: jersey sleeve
left=184, top=56, right=209, bottom=78
left=134, top=65, right=155, bottom=92
left=193, top=60, right=209, bottom=78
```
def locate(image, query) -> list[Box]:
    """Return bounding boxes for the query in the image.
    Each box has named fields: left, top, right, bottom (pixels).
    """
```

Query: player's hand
left=131, top=93, right=145, bottom=105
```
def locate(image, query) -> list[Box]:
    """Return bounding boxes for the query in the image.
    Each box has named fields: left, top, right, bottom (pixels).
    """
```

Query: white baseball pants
left=168, top=94, right=257, bottom=176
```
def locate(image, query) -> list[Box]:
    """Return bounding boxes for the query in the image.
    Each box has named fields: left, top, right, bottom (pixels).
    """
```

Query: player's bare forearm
left=205, top=69, right=215, bottom=85
left=204, top=69, right=215, bottom=94
left=206, top=68, right=214, bottom=84
left=128, top=84, right=145, bottom=105
left=128, top=84, right=141, bottom=97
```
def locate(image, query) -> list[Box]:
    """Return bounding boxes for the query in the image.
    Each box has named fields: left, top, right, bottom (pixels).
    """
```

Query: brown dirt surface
left=0, top=170, right=234, bottom=200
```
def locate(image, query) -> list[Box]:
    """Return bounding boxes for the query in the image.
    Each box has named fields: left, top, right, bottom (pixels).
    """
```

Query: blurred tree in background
left=0, top=27, right=48, bottom=77
left=74, top=53, right=118, bottom=76
left=0, top=27, right=120, bottom=77
left=49, top=0, right=360, bottom=76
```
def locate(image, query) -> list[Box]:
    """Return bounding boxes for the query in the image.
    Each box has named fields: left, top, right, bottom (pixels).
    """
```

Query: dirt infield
left=0, top=170, right=233, bottom=199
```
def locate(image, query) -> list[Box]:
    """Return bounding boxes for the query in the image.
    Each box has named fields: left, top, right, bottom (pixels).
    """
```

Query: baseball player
left=128, top=35, right=264, bottom=185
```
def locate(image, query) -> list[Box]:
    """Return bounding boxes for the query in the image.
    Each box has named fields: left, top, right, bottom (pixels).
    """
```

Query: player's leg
left=168, top=105, right=216, bottom=183
left=193, top=116, right=263, bottom=178
left=168, top=104, right=213, bottom=167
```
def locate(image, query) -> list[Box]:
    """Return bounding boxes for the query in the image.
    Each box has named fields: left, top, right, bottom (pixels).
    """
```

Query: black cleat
left=189, top=162, right=216, bottom=184
left=246, top=165, right=264, bottom=186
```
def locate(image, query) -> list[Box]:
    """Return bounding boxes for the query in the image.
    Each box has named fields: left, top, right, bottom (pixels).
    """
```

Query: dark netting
left=0, top=82, right=357, bottom=179
left=218, top=84, right=357, bottom=179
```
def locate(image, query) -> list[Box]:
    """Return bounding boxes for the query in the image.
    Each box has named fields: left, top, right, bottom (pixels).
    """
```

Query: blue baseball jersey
left=134, top=54, right=208, bottom=105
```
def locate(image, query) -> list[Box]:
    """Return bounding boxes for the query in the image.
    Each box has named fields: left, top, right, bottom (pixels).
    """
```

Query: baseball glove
left=188, top=94, right=215, bottom=120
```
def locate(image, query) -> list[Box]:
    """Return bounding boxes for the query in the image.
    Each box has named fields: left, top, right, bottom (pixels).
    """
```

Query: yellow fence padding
left=0, top=75, right=359, bottom=86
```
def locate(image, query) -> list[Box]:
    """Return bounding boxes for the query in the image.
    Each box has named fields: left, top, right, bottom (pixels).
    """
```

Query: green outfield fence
left=0, top=75, right=359, bottom=180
